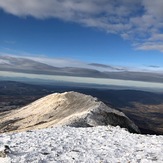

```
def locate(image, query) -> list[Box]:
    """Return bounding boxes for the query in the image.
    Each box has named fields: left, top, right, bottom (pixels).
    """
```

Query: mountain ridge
left=0, top=91, right=140, bottom=134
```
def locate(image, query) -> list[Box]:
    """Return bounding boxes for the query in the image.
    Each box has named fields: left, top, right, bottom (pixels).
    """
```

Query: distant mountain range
left=0, top=55, right=163, bottom=83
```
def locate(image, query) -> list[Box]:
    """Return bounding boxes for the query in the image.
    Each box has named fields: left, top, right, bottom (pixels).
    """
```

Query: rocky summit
left=0, top=91, right=140, bottom=133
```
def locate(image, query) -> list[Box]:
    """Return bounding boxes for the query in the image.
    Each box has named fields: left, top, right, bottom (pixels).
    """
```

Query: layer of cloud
left=1, top=71, right=163, bottom=90
left=0, top=58, right=10, bottom=64
left=0, top=53, right=125, bottom=72
left=0, top=0, right=163, bottom=52
left=1, top=53, right=163, bottom=74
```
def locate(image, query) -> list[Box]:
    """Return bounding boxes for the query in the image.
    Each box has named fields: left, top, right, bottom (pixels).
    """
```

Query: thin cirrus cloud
left=0, top=0, right=163, bottom=52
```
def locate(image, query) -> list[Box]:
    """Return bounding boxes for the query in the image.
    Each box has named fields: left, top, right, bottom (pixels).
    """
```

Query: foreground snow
left=0, top=126, right=163, bottom=163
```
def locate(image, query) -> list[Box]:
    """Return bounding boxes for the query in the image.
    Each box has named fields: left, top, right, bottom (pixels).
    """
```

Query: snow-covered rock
left=0, top=92, right=140, bottom=133
left=0, top=126, right=163, bottom=163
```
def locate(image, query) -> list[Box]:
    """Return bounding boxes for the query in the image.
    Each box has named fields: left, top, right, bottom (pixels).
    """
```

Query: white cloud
left=143, top=0, right=163, bottom=20
left=0, top=53, right=130, bottom=72
left=0, top=0, right=163, bottom=52
left=136, top=42, right=163, bottom=52
left=2, top=53, right=163, bottom=73
left=0, top=58, right=10, bottom=64
left=25, top=56, right=87, bottom=68
left=149, top=34, right=163, bottom=41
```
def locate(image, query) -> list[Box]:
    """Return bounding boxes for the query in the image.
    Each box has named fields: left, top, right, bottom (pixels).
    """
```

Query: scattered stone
left=4, top=145, right=11, bottom=154
left=0, top=150, right=6, bottom=158
left=0, top=145, right=12, bottom=158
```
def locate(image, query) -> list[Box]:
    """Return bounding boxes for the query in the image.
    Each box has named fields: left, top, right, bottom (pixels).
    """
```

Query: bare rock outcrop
left=0, top=91, right=140, bottom=133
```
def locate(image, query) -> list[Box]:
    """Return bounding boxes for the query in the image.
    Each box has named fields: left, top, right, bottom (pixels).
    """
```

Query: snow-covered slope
left=0, top=126, right=163, bottom=163
left=0, top=92, right=140, bottom=133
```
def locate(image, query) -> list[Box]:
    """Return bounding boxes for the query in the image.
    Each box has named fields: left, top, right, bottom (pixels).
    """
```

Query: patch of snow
left=0, top=157, right=11, bottom=163
left=0, top=126, right=163, bottom=163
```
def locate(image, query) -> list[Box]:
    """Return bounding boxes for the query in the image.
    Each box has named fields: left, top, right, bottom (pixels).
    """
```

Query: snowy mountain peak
left=0, top=91, right=140, bottom=134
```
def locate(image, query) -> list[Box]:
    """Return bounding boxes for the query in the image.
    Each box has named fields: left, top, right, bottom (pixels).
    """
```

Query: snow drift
left=0, top=91, right=140, bottom=133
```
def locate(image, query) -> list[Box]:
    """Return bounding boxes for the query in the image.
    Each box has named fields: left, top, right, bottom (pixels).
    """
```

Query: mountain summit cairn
left=0, top=91, right=140, bottom=133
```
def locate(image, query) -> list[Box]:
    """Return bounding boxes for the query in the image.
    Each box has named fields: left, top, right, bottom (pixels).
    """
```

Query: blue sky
left=0, top=0, right=163, bottom=69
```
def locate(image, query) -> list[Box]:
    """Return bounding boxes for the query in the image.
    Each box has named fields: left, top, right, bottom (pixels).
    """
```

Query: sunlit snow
left=0, top=126, right=163, bottom=163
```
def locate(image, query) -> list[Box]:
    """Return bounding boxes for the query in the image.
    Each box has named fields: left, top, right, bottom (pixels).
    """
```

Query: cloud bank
left=1, top=53, right=163, bottom=73
left=0, top=0, right=163, bottom=52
